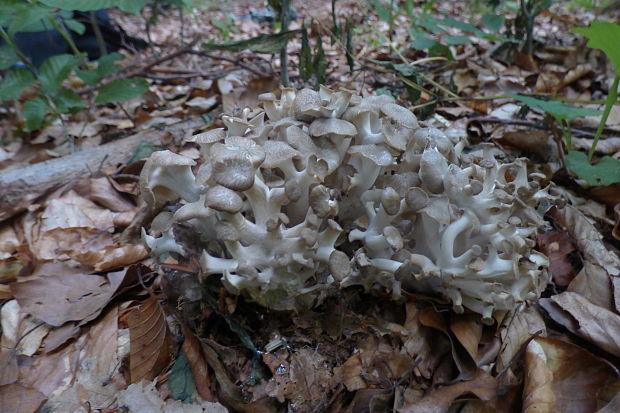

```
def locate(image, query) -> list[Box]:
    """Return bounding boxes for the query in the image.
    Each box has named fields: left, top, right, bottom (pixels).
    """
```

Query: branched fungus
left=140, top=87, right=552, bottom=321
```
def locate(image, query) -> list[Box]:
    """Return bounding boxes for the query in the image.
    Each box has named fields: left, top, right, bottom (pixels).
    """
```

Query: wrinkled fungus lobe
left=140, top=86, right=551, bottom=322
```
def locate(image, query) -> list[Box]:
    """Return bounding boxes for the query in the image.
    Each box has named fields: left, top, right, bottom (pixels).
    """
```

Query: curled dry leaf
left=74, top=176, right=136, bottom=212
left=11, top=269, right=126, bottom=327
left=567, top=262, right=613, bottom=310
left=536, top=231, right=578, bottom=286
left=181, top=325, right=214, bottom=402
left=126, top=296, right=173, bottom=383
left=71, top=243, right=148, bottom=272
left=496, top=305, right=546, bottom=375
left=449, top=314, right=483, bottom=362
left=523, top=337, right=620, bottom=413
left=396, top=369, right=497, bottom=413
left=552, top=205, right=620, bottom=276
left=540, top=292, right=620, bottom=357
left=402, top=303, right=438, bottom=380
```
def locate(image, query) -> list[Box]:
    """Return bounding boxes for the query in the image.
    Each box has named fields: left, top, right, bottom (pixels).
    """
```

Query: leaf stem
left=588, top=75, right=620, bottom=161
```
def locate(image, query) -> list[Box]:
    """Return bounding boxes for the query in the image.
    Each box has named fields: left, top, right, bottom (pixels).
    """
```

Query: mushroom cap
left=212, top=136, right=266, bottom=168
left=329, top=250, right=351, bottom=281
left=405, top=187, right=429, bottom=211
left=205, top=185, right=244, bottom=213
left=144, top=150, right=196, bottom=167
left=309, top=118, right=357, bottom=139
left=187, top=128, right=225, bottom=144
left=347, top=144, right=394, bottom=166
left=213, top=157, right=256, bottom=191
left=261, top=140, right=301, bottom=168
left=381, top=103, right=419, bottom=129
left=293, top=88, right=322, bottom=120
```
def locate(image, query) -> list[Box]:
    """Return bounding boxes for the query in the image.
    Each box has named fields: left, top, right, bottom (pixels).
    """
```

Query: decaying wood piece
left=0, top=118, right=204, bottom=223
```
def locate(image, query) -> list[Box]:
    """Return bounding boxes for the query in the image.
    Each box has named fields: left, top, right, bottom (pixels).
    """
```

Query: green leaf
left=410, top=34, right=437, bottom=50
left=202, top=30, right=299, bottom=54
left=76, top=69, right=101, bottom=86
left=573, top=21, right=620, bottom=74
left=374, top=2, right=391, bottom=23
left=23, top=97, right=50, bottom=131
left=64, top=18, right=86, bottom=35
left=0, top=45, right=19, bottom=71
left=313, top=34, right=327, bottom=87
left=96, top=52, right=124, bottom=77
left=8, top=5, right=52, bottom=35
left=481, top=13, right=504, bottom=33
left=299, top=23, right=312, bottom=82
left=0, top=68, right=35, bottom=100
left=54, top=87, right=84, bottom=113
left=445, top=35, right=471, bottom=45
left=39, top=54, right=78, bottom=94
left=168, top=351, right=195, bottom=403
left=566, top=150, right=620, bottom=186
left=439, top=17, right=481, bottom=35
left=509, top=94, right=602, bottom=120
left=428, top=42, right=453, bottom=60
left=40, top=0, right=146, bottom=13
left=95, top=77, right=149, bottom=104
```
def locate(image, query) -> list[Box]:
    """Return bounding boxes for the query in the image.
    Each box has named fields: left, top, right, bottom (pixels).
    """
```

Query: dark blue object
left=7, top=10, right=146, bottom=67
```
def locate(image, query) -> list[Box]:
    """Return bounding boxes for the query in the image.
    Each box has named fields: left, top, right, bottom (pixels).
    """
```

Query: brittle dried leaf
left=127, top=296, right=173, bottom=383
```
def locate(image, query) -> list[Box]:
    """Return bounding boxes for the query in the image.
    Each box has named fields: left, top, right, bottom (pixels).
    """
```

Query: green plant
left=0, top=0, right=149, bottom=136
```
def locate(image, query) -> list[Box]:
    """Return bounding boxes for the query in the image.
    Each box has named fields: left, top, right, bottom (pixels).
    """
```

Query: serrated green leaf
left=39, top=0, right=146, bottom=13
left=76, top=69, right=101, bottom=86
left=299, top=23, right=312, bottom=82
left=23, top=97, right=50, bottom=131
left=0, top=68, right=35, bottom=100
left=509, top=94, right=601, bottom=120
left=54, top=87, right=84, bottom=113
left=0, top=45, right=19, bottom=71
left=573, top=21, right=620, bottom=74
left=202, top=30, right=299, bottom=54
left=481, top=13, right=504, bottom=33
left=566, top=150, right=620, bottom=186
left=95, top=77, right=148, bottom=104
left=96, top=52, right=124, bottom=77
left=39, top=54, right=78, bottom=94
left=168, top=351, right=195, bottom=403
left=64, top=18, right=86, bottom=35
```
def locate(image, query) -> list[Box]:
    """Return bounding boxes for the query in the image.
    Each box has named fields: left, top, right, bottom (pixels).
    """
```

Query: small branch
left=189, top=51, right=273, bottom=78
left=89, top=11, right=108, bottom=57
left=467, top=116, right=619, bottom=139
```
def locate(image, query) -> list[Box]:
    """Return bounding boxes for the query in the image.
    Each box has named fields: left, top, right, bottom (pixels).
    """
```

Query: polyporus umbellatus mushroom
left=140, top=87, right=552, bottom=321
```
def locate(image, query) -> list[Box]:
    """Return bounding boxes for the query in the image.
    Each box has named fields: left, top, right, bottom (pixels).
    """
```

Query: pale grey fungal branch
left=140, top=86, right=552, bottom=321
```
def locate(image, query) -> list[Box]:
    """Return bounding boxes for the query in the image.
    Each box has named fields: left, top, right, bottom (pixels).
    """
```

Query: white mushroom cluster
left=140, top=86, right=551, bottom=321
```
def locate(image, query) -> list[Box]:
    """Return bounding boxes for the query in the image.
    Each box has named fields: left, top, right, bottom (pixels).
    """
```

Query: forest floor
left=1, top=1, right=620, bottom=412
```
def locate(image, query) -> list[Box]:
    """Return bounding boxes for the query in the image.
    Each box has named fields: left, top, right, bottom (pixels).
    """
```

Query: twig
left=189, top=50, right=272, bottom=78
left=467, top=116, right=619, bottom=139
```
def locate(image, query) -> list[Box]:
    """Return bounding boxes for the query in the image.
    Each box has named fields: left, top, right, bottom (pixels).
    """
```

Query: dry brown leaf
left=333, top=352, right=366, bottom=392
left=71, top=243, right=148, bottom=272
left=74, top=176, right=136, bottom=212
left=567, top=262, right=613, bottom=310
left=536, top=231, right=578, bottom=286
left=497, top=305, right=546, bottom=374
left=496, top=130, right=556, bottom=161
left=523, top=337, right=620, bottom=412
left=397, top=369, right=497, bottom=413
left=42, top=322, right=81, bottom=353
left=402, top=303, right=439, bottom=380
left=419, top=308, right=477, bottom=379
left=523, top=339, right=555, bottom=413
left=450, top=314, right=482, bottom=362
left=0, top=383, right=46, bottom=413
left=0, top=349, right=18, bottom=386
left=542, top=292, right=620, bottom=356
left=552, top=205, right=620, bottom=276
left=127, top=296, right=173, bottom=383
left=11, top=269, right=126, bottom=327
left=0, top=284, right=12, bottom=300
left=182, top=325, right=214, bottom=402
